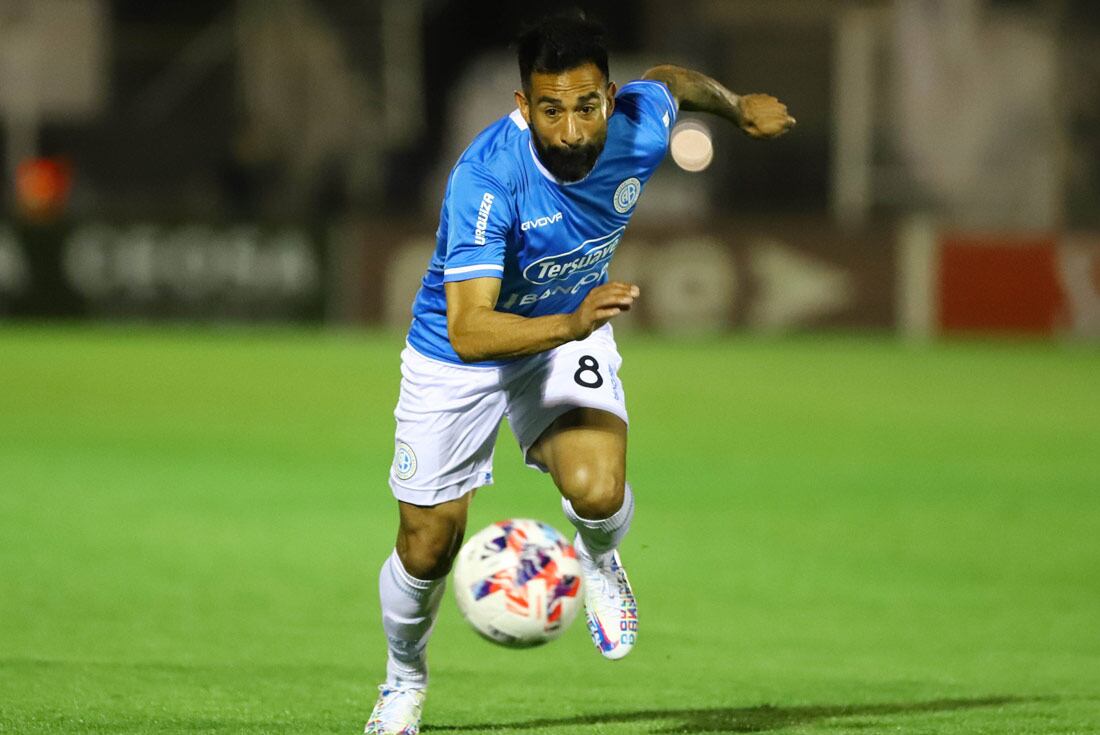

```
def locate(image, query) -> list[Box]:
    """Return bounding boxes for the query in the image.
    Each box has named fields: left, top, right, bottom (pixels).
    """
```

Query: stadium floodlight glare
left=670, top=119, right=714, bottom=172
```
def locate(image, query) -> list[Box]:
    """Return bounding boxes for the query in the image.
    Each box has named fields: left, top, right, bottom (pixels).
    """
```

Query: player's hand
left=569, top=282, right=640, bottom=340
left=737, top=94, right=796, bottom=139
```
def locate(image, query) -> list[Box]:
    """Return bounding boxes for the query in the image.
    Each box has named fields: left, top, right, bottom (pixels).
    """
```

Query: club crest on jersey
left=613, top=177, right=642, bottom=214
left=522, top=228, right=624, bottom=285
left=394, top=441, right=417, bottom=480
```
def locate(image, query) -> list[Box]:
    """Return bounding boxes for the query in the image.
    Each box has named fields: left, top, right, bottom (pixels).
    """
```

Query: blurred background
left=2, top=6, right=1098, bottom=731
left=1, top=0, right=1098, bottom=339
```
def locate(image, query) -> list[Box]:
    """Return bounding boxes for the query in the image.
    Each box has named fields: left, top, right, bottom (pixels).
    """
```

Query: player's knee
left=560, top=464, right=624, bottom=520
left=397, top=519, right=465, bottom=580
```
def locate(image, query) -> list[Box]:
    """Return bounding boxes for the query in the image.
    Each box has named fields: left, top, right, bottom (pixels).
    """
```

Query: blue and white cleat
left=575, top=535, right=638, bottom=660
left=364, top=684, right=425, bottom=735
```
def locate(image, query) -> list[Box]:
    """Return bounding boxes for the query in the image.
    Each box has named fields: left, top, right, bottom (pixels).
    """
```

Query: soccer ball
left=453, top=518, right=583, bottom=648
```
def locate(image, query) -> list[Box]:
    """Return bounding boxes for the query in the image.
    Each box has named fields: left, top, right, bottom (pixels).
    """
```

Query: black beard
left=531, top=133, right=604, bottom=183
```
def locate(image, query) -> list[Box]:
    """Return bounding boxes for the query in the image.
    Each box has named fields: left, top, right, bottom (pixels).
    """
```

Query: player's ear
left=606, top=81, right=617, bottom=116
left=514, top=90, right=531, bottom=123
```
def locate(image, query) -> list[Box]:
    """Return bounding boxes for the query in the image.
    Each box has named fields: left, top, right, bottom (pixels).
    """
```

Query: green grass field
left=1, top=325, right=1098, bottom=734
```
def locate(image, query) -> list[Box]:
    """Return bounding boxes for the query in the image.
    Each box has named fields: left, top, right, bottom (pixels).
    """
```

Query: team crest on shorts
left=394, top=441, right=417, bottom=480
left=613, top=177, right=641, bottom=214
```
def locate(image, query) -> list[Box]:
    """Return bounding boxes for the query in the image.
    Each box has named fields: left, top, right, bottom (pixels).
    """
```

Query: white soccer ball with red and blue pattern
left=453, top=518, right=583, bottom=648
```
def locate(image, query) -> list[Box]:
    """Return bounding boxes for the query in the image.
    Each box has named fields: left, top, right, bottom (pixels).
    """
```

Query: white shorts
left=389, top=325, right=628, bottom=506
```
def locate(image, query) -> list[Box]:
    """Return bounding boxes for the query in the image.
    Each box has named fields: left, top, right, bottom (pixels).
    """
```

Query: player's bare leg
left=366, top=494, right=471, bottom=735
left=529, top=407, right=638, bottom=659
left=395, top=494, right=471, bottom=580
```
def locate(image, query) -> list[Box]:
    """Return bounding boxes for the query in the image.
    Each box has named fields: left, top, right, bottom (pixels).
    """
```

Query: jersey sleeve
left=442, top=162, right=514, bottom=283
left=617, top=79, right=678, bottom=151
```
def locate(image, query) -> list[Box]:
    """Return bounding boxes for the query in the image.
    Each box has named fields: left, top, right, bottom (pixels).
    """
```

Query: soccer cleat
left=575, top=535, right=637, bottom=660
left=364, top=684, right=425, bottom=735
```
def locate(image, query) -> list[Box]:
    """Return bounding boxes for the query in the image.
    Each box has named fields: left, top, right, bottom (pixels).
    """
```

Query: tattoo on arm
left=643, top=64, right=742, bottom=125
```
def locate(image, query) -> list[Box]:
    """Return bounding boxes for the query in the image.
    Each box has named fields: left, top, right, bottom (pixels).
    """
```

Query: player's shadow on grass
left=428, top=695, right=1033, bottom=733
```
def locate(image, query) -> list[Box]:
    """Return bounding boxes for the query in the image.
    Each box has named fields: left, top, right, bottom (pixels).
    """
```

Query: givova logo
left=522, top=227, right=625, bottom=285
left=521, top=211, right=563, bottom=231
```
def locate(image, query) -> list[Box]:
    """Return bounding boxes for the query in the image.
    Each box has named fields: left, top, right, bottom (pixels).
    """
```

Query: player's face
left=516, top=63, right=617, bottom=183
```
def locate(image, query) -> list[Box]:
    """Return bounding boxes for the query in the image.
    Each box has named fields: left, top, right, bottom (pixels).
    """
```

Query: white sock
left=378, top=550, right=445, bottom=689
left=561, top=483, right=635, bottom=559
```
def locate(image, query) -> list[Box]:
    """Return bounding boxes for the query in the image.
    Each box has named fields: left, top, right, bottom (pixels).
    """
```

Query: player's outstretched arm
left=642, top=64, right=795, bottom=139
left=446, top=278, right=639, bottom=363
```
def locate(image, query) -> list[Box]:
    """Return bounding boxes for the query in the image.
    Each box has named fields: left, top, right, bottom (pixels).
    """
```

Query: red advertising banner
left=939, top=235, right=1066, bottom=334
left=936, top=233, right=1100, bottom=337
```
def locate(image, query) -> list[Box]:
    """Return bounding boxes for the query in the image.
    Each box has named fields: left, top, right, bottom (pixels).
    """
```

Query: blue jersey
left=407, top=79, right=678, bottom=366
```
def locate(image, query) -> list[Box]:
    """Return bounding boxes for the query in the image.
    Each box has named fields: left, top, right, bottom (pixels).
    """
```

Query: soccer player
left=366, top=13, right=794, bottom=734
